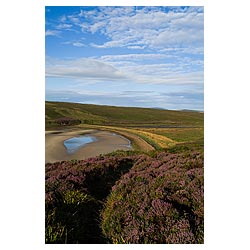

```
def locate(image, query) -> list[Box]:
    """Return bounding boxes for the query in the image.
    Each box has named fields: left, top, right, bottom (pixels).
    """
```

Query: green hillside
left=45, top=101, right=204, bottom=128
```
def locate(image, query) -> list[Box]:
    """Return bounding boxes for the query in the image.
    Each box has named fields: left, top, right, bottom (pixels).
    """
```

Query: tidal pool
left=64, top=135, right=97, bottom=154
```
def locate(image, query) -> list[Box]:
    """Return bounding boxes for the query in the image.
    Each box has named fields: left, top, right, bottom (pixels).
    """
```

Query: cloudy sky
left=45, top=6, right=204, bottom=110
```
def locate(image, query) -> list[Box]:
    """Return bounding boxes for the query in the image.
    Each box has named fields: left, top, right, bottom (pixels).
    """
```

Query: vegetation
left=46, top=150, right=203, bottom=244
left=46, top=101, right=203, bottom=128
left=102, top=152, right=204, bottom=243
left=45, top=101, right=204, bottom=244
left=46, top=101, right=203, bottom=151
left=45, top=156, right=135, bottom=243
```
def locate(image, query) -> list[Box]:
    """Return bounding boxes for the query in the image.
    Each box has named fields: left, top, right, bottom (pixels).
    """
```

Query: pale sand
left=45, top=129, right=132, bottom=163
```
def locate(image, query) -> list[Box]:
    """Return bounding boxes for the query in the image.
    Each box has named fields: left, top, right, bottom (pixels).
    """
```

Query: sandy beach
left=45, top=129, right=132, bottom=163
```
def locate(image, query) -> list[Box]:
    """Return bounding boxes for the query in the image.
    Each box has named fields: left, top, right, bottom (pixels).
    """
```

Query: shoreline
left=45, top=129, right=132, bottom=163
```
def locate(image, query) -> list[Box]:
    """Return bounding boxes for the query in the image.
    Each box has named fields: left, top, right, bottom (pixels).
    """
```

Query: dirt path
left=108, top=129, right=155, bottom=152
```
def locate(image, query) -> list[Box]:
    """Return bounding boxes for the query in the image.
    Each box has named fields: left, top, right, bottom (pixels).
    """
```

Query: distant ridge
left=151, top=107, right=167, bottom=110
left=181, top=109, right=204, bottom=113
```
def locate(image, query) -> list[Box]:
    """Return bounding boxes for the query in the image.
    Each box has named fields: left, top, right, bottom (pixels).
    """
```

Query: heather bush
left=101, top=152, right=204, bottom=244
left=45, top=151, right=204, bottom=244
left=45, top=155, right=135, bottom=243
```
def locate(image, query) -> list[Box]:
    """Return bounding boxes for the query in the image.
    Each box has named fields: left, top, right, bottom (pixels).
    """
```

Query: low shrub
left=101, top=152, right=204, bottom=244
left=45, top=151, right=204, bottom=244
left=45, top=155, right=135, bottom=243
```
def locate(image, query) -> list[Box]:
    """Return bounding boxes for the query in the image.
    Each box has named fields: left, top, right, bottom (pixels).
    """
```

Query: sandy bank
left=45, top=129, right=132, bottom=163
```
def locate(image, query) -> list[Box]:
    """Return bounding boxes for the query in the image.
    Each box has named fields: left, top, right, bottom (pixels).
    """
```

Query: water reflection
left=64, top=136, right=97, bottom=154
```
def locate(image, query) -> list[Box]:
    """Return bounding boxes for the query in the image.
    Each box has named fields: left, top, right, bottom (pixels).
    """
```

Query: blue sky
left=45, top=6, right=204, bottom=110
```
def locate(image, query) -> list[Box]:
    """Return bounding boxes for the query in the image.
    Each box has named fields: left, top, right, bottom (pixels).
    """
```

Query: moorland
left=45, top=101, right=204, bottom=244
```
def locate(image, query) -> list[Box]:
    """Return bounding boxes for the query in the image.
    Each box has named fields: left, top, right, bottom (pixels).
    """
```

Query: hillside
left=45, top=101, right=204, bottom=128
left=45, top=101, right=204, bottom=243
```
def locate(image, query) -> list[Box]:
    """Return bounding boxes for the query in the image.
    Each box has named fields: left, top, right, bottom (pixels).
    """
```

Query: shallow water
left=64, top=135, right=97, bottom=154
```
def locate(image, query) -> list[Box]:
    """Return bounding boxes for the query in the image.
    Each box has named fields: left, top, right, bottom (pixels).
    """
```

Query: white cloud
left=56, top=24, right=73, bottom=29
left=59, top=15, right=67, bottom=22
left=89, top=21, right=106, bottom=33
left=46, top=53, right=203, bottom=87
left=133, top=71, right=203, bottom=85
left=62, top=39, right=85, bottom=47
left=72, top=42, right=85, bottom=47
left=46, top=58, right=127, bottom=81
left=95, top=53, right=203, bottom=86
left=83, top=7, right=203, bottom=50
left=99, top=53, right=171, bottom=62
left=160, top=47, right=204, bottom=55
left=68, top=16, right=80, bottom=24
left=45, top=30, right=61, bottom=37
left=127, top=45, right=145, bottom=50
left=56, top=7, right=203, bottom=52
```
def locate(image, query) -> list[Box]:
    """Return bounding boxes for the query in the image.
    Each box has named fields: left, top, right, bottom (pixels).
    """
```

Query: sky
left=45, top=6, right=204, bottom=110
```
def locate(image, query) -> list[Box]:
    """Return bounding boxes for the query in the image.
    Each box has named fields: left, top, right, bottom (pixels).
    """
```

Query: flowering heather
left=101, top=152, right=204, bottom=244
left=45, top=155, right=135, bottom=243
left=45, top=151, right=204, bottom=244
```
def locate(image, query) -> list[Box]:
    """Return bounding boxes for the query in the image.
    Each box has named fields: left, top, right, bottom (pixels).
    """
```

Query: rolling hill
left=45, top=101, right=204, bottom=128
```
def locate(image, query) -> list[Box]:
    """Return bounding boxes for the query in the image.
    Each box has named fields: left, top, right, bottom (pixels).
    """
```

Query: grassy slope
left=46, top=101, right=204, bottom=127
left=46, top=101, right=204, bottom=151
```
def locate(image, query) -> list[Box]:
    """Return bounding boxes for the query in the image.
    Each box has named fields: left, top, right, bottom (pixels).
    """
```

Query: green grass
left=142, top=127, right=204, bottom=143
left=46, top=101, right=204, bottom=128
